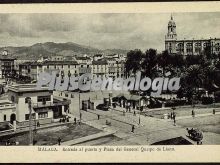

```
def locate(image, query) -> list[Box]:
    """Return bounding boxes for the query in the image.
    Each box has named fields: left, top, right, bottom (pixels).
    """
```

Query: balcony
left=32, top=99, right=70, bottom=108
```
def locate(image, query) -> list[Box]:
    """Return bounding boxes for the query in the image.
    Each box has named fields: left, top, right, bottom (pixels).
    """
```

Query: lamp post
left=109, top=91, right=113, bottom=123
left=26, top=97, right=33, bottom=146
left=138, top=92, right=141, bottom=125
left=79, top=91, right=81, bottom=122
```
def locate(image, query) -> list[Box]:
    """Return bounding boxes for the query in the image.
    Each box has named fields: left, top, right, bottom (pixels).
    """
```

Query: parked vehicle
left=186, top=128, right=203, bottom=141
left=96, top=104, right=109, bottom=111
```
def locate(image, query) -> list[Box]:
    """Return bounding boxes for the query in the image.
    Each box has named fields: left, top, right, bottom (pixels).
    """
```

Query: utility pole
left=138, top=91, right=141, bottom=125
left=27, top=97, right=33, bottom=146
left=79, top=91, right=81, bottom=122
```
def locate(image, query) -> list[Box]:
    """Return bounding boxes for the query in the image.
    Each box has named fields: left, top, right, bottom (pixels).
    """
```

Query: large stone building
left=165, top=15, right=220, bottom=56
left=0, top=50, right=16, bottom=79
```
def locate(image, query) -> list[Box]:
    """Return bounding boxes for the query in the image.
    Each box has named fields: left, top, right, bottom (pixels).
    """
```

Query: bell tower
left=165, top=14, right=177, bottom=54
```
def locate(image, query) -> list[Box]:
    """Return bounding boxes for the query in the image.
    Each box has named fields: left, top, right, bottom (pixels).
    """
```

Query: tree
left=125, top=49, right=143, bottom=77
left=141, top=49, right=158, bottom=78
left=181, top=64, right=204, bottom=102
left=157, top=50, right=170, bottom=75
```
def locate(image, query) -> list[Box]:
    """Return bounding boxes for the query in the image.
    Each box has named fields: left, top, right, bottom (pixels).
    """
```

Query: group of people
left=59, top=116, right=70, bottom=123
left=168, top=111, right=176, bottom=126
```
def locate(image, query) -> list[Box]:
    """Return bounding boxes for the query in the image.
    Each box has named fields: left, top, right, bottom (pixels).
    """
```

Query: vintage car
left=186, top=128, right=203, bottom=141
left=96, top=104, right=109, bottom=111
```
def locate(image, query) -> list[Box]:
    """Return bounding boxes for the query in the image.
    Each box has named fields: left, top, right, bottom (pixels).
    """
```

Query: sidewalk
left=60, top=130, right=116, bottom=146
left=175, top=112, right=220, bottom=120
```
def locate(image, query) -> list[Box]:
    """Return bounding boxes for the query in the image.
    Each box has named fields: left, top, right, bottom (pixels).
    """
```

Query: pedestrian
left=80, top=113, right=82, bottom=121
left=58, top=137, right=61, bottom=145
left=192, top=110, right=195, bottom=118
left=173, top=117, right=176, bottom=126
left=74, top=117, right=77, bottom=124
left=6, top=139, right=10, bottom=146
left=67, top=117, right=69, bottom=122
left=133, top=111, right=136, bottom=116
left=171, top=112, right=173, bottom=120
left=37, top=121, right=40, bottom=127
left=98, top=114, right=100, bottom=120
left=213, top=109, right=215, bottom=115
left=131, top=125, right=135, bottom=133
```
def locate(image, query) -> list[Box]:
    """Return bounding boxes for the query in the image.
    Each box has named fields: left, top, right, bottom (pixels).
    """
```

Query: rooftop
left=92, top=60, right=108, bottom=65
left=20, top=60, right=79, bottom=66
left=75, top=56, right=91, bottom=60
left=8, top=84, right=49, bottom=93
left=0, top=55, right=16, bottom=60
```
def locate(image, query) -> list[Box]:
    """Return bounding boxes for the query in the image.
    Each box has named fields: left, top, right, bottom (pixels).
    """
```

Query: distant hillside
left=0, top=42, right=129, bottom=60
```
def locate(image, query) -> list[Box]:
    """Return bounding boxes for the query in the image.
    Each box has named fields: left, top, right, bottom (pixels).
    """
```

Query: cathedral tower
left=165, top=14, right=177, bottom=53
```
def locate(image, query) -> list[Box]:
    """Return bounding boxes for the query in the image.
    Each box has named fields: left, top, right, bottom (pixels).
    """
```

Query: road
left=67, top=106, right=206, bottom=145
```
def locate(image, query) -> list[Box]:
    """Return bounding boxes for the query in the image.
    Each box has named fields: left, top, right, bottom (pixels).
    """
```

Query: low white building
left=0, top=100, right=16, bottom=124
left=7, top=84, right=71, bottom=126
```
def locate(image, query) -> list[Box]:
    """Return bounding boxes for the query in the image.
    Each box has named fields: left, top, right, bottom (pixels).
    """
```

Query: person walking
left=58, top=137, right=61, bottom=145
left=192, top=110, right=195, bottom=118
left=173, top=112, right=176, bottom=126
left=171, top=112, right=173, bottom=120
left=131, top=125, right=135, bottom=133
left=37, top=121, right=40, bottom=127
left=80, top=113, right=82, bottom=121
left=213, top=109, right=216, bottom=115
left=97, top=114, right=100, bottom=120
left=133, top=111, right=136, bottom=116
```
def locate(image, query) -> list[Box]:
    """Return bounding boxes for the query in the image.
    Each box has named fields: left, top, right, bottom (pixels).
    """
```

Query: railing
left=32, top=100, right=70, bottom=108
left=0, top=104, right=16, bottom=110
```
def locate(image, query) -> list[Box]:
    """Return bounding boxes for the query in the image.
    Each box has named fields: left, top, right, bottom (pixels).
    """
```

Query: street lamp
left=138, top=92, right=141, bottom=125
left=26, top=97, right=33, bottom=146
left=79, top=91, right=81, bottom=122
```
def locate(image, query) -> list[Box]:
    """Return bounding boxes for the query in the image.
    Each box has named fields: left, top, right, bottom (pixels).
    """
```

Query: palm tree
left=181, top=65, right=204, bottom=102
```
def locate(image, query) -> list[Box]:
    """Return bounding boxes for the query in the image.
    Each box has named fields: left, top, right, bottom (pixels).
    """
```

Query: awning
left=34, top=107, right=52, bottom=112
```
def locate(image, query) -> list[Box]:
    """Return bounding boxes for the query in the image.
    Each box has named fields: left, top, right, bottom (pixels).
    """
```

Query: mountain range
left=0, top=42, right=129, bottom=60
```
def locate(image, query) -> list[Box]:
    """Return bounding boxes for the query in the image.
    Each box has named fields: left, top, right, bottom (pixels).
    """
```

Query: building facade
left=165, top=15, right=220, bottom=56
left=7, top=84, right=70, bottom=125
left=0, top=50, right=16, bottom=79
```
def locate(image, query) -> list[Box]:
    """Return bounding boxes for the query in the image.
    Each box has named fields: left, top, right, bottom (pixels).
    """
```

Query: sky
left=0, top=12, right=220, bottom=52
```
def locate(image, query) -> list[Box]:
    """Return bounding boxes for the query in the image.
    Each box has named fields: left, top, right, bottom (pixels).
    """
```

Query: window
left=37, top=96, right=51, bottom=102
left=25, top=97, right=31, bottom=104
left=4, top=115, right=6, bottom=121
left=11, top=95, right=15, bottom=102
left=38, top=112, right=48, bottom=119
left=25, top=113, right=35, bottom=120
